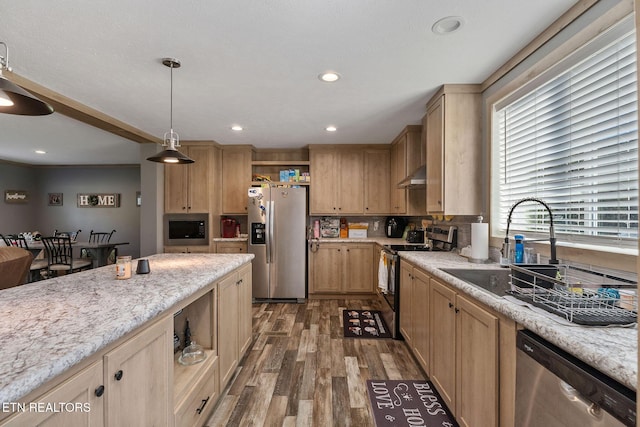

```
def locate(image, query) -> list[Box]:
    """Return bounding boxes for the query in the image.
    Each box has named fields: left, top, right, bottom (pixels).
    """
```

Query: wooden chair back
left=54, top=229, right=82, bottom=241
left=89, top=229, right=116, bottom=244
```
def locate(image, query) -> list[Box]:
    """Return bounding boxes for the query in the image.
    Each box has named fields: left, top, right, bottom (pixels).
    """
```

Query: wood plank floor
left=205, top=298, right=426, bottom=427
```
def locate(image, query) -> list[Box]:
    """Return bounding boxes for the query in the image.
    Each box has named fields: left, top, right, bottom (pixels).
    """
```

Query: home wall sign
left=4, top=190, right=28, bottom=204
left=77, top=193, right=121, bottom=208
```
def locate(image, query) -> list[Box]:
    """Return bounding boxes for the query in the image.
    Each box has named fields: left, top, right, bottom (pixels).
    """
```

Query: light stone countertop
left=399, top=251, right=637, bottom=390
left=0, top=253, right=253, bottom=404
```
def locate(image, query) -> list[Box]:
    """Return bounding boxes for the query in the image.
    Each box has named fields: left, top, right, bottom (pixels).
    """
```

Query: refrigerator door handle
left=268, top=200, right=275, bottom=263
left=265, top=200, right=271, bottom=264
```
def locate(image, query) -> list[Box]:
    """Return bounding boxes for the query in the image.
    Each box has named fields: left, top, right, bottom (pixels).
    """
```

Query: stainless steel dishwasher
left=515, top=330, right=636, bottom=427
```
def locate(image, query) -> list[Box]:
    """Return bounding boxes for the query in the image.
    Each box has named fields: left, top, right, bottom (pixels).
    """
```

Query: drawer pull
left=114, top=370, right=123, bottom=381
left=196, top=396, right=210, bottom=414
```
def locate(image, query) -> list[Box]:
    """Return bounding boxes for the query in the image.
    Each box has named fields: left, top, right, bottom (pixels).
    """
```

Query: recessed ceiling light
left=35, top=150, right=46, bottom=154
left=325, top=126, right=337, bottom=132
left=432, top=16, right=465, bottom=35
left=231, top=125, right=243, bottom=131
left=318, top=72, right=340, bottom=83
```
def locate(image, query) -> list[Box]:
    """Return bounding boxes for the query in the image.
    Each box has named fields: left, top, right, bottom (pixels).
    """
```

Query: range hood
left=397, top=165, right=426, bottom=188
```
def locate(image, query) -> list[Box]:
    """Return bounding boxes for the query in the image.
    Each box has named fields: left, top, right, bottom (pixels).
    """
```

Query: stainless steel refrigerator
left=248, top=186, right=307, bottom=301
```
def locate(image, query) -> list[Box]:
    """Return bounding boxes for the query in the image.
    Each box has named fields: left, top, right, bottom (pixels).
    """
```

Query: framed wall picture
left=48, top=193, right=63, bottom=206
left=5, top=190, right=28, bottom=204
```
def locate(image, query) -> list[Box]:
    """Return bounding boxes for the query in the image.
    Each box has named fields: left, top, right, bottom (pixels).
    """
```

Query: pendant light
left=147, top=58, right=194, bottom=164
left=0, top=42, right=54, bottom=116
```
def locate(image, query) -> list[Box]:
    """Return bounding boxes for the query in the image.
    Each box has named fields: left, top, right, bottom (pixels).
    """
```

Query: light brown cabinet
left=430, top=278, right=499, bottom=427
left=308, top=242, right=374, bottom=294
left=218, top=263, right=252, bottom=389
left=1, top=361, right=105, bottom=427
left=309, top=149, right=364, bottom=215
left=104, top=317, right=173, bottom=427
left=214, top=241, right=247, bottom=253
left=164, top=245, right=210, bottom=254
left=222, top=147, right=253, bottom=214
left=390, top=126, right=424, bottom=215
left=398, top=261, right=429, bottom=372
left=165, top=143, right=213, bottom=214
left=364, top=149, right=391, bottom=214
left=425, top=85, right=482, bottom=215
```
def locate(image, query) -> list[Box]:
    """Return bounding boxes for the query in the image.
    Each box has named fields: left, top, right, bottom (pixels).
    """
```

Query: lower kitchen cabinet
left=214, top=241, right=247, bottom=253
left=1, top=360, right=105, bottom=427
left=164, top=245, right=211, bottom=254
left=308, top=242, right=374, bottom=294
left=398, top=261, right=430, bottom=373
left=218, top=263, right=252, bottom=389
left=104, top=317, right=173, bottom=427
left=430, top=278, right=499, bottom=427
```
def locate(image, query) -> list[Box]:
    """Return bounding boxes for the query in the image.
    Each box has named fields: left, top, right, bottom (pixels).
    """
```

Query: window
left=493, top=26, right=638, bottom=249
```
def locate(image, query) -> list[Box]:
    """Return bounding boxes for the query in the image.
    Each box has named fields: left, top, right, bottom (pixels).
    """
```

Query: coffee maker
left=385, top=216, right=406, bottom=238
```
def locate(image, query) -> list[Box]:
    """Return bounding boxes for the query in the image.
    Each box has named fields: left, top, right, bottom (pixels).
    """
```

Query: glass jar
left=116, top=256, right=132, bottom=279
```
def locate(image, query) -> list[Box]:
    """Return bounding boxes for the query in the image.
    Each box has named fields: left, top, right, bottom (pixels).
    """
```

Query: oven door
left=378, top=248, right=400, bottom=339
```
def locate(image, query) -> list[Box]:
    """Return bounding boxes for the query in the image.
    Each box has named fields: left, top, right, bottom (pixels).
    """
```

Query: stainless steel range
left=378, top=226, right=457, bottom=339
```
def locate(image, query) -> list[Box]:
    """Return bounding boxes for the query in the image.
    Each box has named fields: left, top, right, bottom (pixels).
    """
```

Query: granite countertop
left=398, top=251, right=637, bottom=390
left=0, top=253, right=253, bottom=404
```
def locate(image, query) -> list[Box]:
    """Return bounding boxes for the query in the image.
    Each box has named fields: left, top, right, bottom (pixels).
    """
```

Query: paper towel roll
left=471, top=223, right=489, bottom=260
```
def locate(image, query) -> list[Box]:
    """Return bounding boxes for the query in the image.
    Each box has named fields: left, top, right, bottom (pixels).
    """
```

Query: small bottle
left=116, top=256, right=132, bottom=279
left=514, top=234, right=525, bottom=263
left=184, top=319, right=191, bottom=349
left=235, top=224, right=241, bottom=237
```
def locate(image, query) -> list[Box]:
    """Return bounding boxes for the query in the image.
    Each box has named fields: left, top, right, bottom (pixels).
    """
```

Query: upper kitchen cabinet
left=222, top=146, right=253, bottom=214
left=425, top=85, right=482, bottom=215
left=165, top=142, right=215, bottom=213
left=363, top=148, right=391, bottom=214
left=309, top=147, right=364, bottom=215
left=390, top=126, right=425, bottom=215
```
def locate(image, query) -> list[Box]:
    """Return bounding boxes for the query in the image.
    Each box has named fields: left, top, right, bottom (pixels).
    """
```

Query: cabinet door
left=309, top=243, right=342, bottom=293
left=309, top=151, right=338, bottom=214
left=426, top=95, right=444, bottom=213
left=217, top=273, right=239, bottom=388
left=336, top=150, right=364, bottom=214
left=390, top=138, right=407, bottom=213
left=165, top=163, right=188, bottom=213
left=215, top=242, right=247, bottom=253
left=411, top=268, right=430, bottom=373
left=2, top=361, right=104, bottom=427
left=398, top=262, right=413, bottom=344
left=186, top=145, right=211, bottom=213
left=455, top=295, right=499, bottom=427
left=237, top=264, right=253, bottom=356
left=429, top=278, right=456, bottom=414
left=364, top=149, right=390, bottom=214
left=222, top=148, right=252, bottom=214
left=104, top=317, right=172, bottom=427
left=344, top=244, right=373, bottom=293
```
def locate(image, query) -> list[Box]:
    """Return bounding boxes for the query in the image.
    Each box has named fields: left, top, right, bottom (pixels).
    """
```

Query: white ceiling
left=0, top=0, right=577, bottom=165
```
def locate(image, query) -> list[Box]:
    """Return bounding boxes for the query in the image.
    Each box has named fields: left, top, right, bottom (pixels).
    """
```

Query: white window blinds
left=496, top=31, right=638, bottom=245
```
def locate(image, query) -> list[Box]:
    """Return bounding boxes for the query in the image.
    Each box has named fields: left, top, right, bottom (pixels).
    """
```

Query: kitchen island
left=0, top=253, right=253, bottom=426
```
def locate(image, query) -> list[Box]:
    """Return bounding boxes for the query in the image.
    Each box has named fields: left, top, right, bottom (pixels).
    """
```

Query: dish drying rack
left=507, top=264, right=637, bottom=326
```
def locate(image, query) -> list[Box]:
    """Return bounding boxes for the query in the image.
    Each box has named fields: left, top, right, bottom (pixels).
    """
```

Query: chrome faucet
left=503, top=197, right=558, bottom=264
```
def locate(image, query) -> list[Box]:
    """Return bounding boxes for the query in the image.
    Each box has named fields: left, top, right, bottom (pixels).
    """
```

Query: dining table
left=27, top=241, right=129, bottom=269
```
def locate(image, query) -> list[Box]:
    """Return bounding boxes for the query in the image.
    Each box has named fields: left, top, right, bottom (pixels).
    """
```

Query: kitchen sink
left=440, top=268, right=512, bottom=296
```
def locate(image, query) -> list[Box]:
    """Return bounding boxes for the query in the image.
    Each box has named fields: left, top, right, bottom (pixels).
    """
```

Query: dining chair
left=41, top=236, right=92, bottom=277
left=11, top=235, right=48, bottom=282
left=0, top=234, right=14, bottom=247
left=81, top=229, right=117, bottom=261
left=54, top=229, right=82, bottom=241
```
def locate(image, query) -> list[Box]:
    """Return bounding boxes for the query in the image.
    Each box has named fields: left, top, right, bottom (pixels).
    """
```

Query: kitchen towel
left=378, top=252, right=388, bottom=293
left=471, top=222, right=489, bottom=261
left=366, top=380, right=458, bottom=427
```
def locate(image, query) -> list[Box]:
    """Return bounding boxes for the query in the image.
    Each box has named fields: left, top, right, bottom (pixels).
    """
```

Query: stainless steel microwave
left=164, top=214, right=208, bottom=246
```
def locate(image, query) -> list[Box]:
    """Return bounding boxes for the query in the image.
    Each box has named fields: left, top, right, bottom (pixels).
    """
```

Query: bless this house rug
left=343, top=309, right=392, bottom=339
left=366, top=380, right=459, bottom=427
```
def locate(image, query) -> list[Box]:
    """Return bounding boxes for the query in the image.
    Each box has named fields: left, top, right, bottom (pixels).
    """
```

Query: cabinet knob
left=448, top=302, right=454, bottom=309
left=95, top=385, right=105, bottom=397
left=455, top=308, right=460, bottom=314
left=182, top=206, right=186, bottom=210
left=114, top=370, right=123, bottom=381
left=188, top=206, right=191, bottom=209
left=346, top=248, right=350, bottom=252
